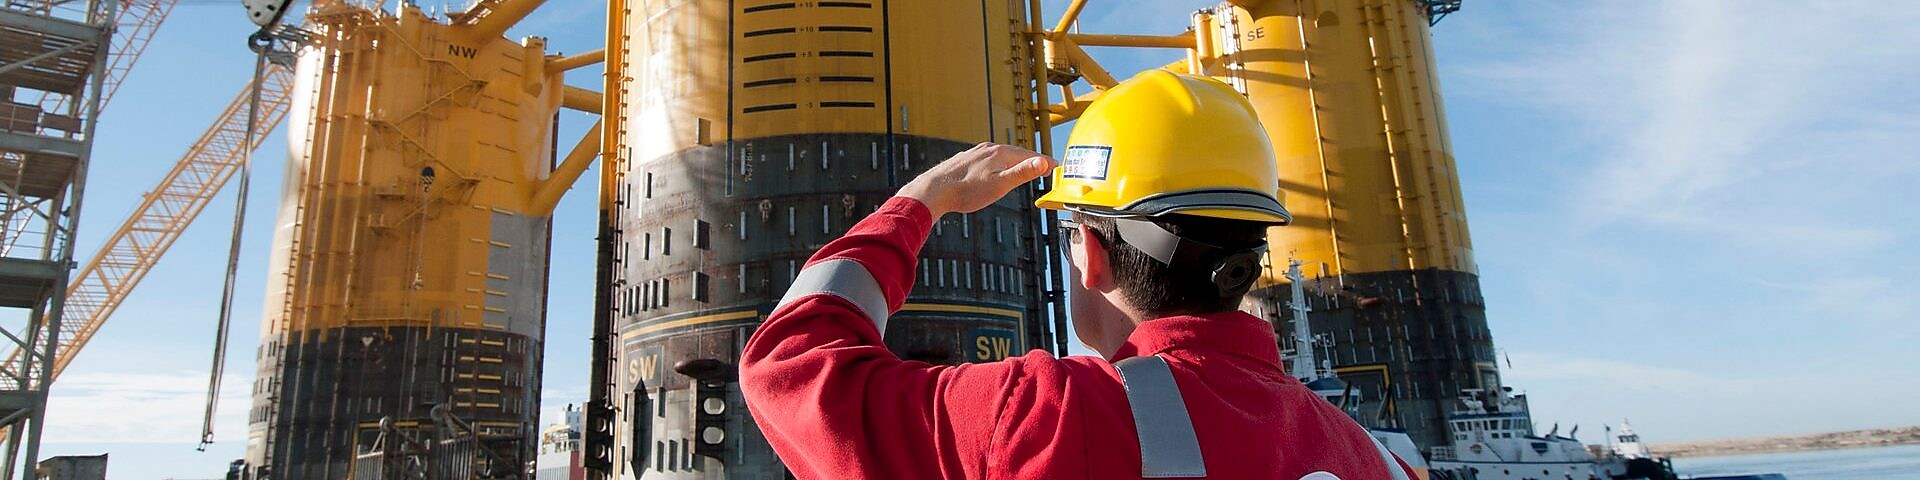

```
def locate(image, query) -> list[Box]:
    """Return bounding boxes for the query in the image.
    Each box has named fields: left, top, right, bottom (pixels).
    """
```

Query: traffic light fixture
left=584, top=400, right=617, bottom=471
left=675, top=358, right=737, bottom=460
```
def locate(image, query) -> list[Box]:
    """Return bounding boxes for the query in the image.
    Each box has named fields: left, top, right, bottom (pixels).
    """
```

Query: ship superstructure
left=535, top=405, right=584, bottom=480
left=1427, top=388, right=1603, bottom=480
left=1281, top=259, right=1432, bottom=478
left=1612, top=420, right=1651, bottom=460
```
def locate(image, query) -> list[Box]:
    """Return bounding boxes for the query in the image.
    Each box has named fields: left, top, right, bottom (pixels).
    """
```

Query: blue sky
left=33, top=1, right=1919, bottom=477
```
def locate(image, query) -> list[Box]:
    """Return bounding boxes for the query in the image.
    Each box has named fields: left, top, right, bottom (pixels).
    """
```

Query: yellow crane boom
left=96, top=0, right=179, bottom=109
left=20, top=0, right=179, bottom=123
left=0, top=63, right=294, bottom=381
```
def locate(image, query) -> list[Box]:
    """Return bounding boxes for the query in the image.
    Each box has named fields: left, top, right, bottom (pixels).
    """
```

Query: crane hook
left=242, top=0, right=295, bottom=29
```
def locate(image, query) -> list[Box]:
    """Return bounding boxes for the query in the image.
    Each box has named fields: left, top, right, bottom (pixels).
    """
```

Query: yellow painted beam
left=528, top=120, right=601, bottom=215
left=1051, top=0, right=1089, bottom=35
left=1191, top=12, right=1216, bottom=73
left=1054, top=38, right=1118, bottom=89
left=561, top=86, right=602, bottom=113
left=899, top=303, right=1025, bottom=320
left=599, top=0, right=623, bottom=211
left=458, top=0, right=547, bottom=44
left=1065, top=32, right=1195, bottom=49
left=1047, top=90, right=1104, bottom=124
left=1028, top=0, right=1055, bottom=150
left=621, top=310, right=762, bottom=340
left=547, top=48, right=604, bottom=73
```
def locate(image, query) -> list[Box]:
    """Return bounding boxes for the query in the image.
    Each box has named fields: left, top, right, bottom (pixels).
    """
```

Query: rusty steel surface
left=1225, top=0, right=1492, bottom=449
left=596, top=0, right=1048, bottom=477
left=0, top=2, right=111, bottom=476
left=245, top=4, right=591, bottom=477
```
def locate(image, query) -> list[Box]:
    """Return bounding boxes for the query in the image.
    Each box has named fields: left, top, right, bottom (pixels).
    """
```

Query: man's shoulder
left=950, top=351, right=1125, bottom=395
left=990, top=351, right=1118, bottom=378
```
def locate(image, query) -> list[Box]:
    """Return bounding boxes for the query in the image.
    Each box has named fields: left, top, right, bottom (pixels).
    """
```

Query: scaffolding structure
left=0, top=0, right=110, bottom=477
left=0, top=0, right=178, bottom=387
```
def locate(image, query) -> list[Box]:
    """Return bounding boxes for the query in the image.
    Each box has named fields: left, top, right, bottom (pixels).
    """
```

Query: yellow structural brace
left=1031, top=0, right=1477, bottom=283
left=562, top=86, right=602, bottom=113
left=547, top=48, right=604, bottom=73
left=596, top=0, right=623, bottom=227
left=527, top=120, right=602, bottom=215
left=1064, top=32, right=1196, bottom=49
left=453, top=0, right=547, bottom=44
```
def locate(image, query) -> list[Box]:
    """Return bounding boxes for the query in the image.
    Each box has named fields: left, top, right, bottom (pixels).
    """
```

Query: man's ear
left=1077, top=224, right=1114, bottom=292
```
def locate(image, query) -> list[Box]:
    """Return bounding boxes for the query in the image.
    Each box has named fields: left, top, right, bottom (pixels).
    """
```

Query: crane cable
left=198, top=30, right=274, bottom=451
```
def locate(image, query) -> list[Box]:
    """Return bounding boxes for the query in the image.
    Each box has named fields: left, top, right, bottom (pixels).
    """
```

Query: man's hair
left=1075, top=213, right=1269, bottom=317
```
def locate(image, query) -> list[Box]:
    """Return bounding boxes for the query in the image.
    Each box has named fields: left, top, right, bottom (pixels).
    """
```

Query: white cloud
left=537, top=385, right=588, bottom=430
left=1461, top=2, right=1920, bottom=318
left=41, top=371, right=593, bottom=450
left=1461, top=1, right=1920, bottom=229
left=1499, top=351, right=1920, bottom=443
left=1502, top=352, right=1761, bottom=396
left=1443, top=1, right=1920, bottom=441
left=1752, top=275, right=1915, bottom=328
left=43, top=371, right=252, bottom=445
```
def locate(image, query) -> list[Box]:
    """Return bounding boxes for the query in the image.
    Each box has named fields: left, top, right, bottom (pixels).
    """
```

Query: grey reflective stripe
left=776, top=258, right=889, bottom=332
left=1112, top=217, right=1180, bottom=264
left=1370, top=435, right=1412, bottom=480
left=1113, top=355, right=1207, bottom=478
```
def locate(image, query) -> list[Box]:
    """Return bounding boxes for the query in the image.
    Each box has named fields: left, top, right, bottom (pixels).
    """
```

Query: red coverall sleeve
left=739, top=196, right=1019, bottom=480
left=1395, top=454, right=1420, bottom=478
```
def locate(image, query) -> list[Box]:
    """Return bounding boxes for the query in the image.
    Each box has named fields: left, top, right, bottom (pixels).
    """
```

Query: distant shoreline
left=1651, top=426, right=1920, bottom=458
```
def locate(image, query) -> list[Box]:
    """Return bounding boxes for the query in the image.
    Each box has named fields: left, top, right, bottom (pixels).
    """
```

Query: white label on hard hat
left=1062, top=146, right=1111, bottom=180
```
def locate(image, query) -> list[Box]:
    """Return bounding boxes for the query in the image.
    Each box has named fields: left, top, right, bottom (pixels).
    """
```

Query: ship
left=1311, top=374, right=1434, bottom=480
left=1598, top=420, right=1681, bottom=480
left=1274, top=259, right=1431, bottom=478
left=1425, top=387, right=1604, bottom=480
left=1279, top=257, right=1686, bottom=480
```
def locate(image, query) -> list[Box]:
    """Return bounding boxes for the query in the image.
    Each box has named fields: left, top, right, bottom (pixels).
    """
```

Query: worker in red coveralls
left=741, top=71, right=1419, bottom=480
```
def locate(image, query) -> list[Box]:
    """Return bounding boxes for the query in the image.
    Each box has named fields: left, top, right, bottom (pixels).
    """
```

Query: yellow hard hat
left=1034, top=70, right=1290, bottom=225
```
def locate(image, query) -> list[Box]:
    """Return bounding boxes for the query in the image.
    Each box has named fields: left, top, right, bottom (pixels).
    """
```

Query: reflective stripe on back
left=1112, top=355, right=1207, bottom=478
left=776, top=258, right=889, bottom=332
left=1368, top=430, right=1412, bottom=480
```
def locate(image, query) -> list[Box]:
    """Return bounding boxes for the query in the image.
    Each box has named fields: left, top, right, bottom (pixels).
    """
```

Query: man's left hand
left=898, top=143, right=1056, bottom=217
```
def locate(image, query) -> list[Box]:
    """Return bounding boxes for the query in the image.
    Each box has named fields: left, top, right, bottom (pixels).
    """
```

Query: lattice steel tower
left=0, top=0, right=111, bottom=477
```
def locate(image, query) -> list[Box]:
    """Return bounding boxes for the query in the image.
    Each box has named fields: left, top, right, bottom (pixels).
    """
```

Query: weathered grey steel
left=0, top=1, right=109, bottom=476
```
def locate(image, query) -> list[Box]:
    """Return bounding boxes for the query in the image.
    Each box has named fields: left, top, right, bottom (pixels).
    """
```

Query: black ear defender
left=1105, top=216, right=1270, bottom=297
left=1209, top=246, right=1266, bottom=298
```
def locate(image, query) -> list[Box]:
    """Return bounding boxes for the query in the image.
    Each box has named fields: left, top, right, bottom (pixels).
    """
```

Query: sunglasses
left=1054, top=218, right=1082, bottom=250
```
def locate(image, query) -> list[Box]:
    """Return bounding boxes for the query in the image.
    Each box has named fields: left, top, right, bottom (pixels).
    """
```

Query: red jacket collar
left=1109, top=311, right=1282, bottom=370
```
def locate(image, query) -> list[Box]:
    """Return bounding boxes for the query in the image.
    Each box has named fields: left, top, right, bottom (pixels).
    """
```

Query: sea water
left=1670, top=443, right=1920, bottom=479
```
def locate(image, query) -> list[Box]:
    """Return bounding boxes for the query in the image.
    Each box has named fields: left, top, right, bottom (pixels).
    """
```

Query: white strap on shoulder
left=1113, top=355, right=1207, bottom=478
left=1369, top=434, right=1412, bottom=480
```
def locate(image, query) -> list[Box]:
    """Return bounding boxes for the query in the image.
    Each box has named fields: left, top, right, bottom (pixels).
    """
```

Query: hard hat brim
left=1038, top=188, right=1292, bottom=226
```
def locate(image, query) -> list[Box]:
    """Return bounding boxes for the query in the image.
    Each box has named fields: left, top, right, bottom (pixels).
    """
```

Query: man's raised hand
left=898, top=142, right=1056, bottom=217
